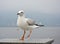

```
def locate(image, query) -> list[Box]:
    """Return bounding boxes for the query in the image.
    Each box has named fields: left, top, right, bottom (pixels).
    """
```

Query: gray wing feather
left=27, top=19, right=35, bottom=25
left=26, top=18, right=44, bottom=26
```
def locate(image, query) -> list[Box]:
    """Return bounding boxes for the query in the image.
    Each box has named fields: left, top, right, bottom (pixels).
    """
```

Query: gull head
left=17, top=10, right=24, bottom=16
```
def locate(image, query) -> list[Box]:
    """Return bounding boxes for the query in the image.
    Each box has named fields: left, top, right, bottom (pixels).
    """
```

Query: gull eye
left=21, top=12, right=23, bottom=13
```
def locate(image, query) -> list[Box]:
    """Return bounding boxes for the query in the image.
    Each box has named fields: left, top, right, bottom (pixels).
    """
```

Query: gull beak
left=17, top=13, right=20, bottom=15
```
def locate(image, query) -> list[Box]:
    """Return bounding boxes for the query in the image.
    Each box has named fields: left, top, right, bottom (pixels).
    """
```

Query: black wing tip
left=35, top=24, right=44, bottom=27
left=39, top=25, right=44, bottom=27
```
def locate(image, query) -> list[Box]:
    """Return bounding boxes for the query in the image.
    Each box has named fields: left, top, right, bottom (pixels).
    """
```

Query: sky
left=0, top=0, right=60, bottom=26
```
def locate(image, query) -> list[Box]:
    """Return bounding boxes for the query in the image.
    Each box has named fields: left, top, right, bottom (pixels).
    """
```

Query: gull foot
left=20, top=38, right=24, bottom=41
left=20, top=36, right=24, bottom=41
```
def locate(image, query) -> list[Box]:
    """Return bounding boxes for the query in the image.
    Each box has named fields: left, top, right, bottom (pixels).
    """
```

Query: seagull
left=17, top=10, right=44, bottom=40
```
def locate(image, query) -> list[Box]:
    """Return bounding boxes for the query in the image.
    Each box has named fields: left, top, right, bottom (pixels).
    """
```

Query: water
left=0, top=27, right=60, bottom=44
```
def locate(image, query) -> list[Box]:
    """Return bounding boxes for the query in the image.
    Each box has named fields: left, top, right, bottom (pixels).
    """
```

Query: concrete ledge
left=0, top=38, right=54, bottom=44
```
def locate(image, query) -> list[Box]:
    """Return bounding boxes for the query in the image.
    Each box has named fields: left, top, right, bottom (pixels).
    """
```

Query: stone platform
left=0, top=38, right=54, bottom=44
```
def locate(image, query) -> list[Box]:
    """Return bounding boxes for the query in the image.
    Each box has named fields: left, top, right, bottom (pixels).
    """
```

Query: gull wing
left=26, top=18, right=35, bottom=25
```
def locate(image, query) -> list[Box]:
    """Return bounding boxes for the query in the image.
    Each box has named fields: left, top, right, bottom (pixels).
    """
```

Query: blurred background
left=0, top=0, right=60, bottom=27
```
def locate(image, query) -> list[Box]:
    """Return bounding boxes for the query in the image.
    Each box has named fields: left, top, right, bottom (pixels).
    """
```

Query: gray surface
left=0, top=38, right=54, bottom=44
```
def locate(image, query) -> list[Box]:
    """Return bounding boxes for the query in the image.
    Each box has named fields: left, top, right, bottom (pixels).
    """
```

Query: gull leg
left=20, top=30, right=26, bottom=40
left=27, top=29, right=32, bottom=39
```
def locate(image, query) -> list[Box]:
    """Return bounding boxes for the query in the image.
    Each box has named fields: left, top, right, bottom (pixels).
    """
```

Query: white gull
left=17, top=10, right=43, bottom=40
